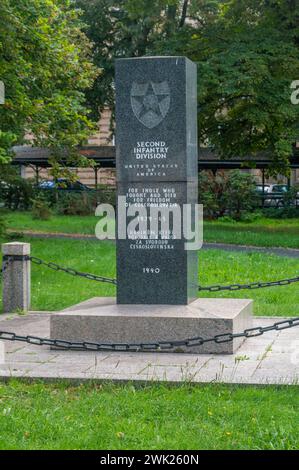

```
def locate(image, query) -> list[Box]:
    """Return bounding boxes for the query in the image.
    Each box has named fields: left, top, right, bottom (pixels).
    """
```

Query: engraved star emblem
left=131, top=81, right=170, bottom=129
left=136, top=83, right=168, bottom=119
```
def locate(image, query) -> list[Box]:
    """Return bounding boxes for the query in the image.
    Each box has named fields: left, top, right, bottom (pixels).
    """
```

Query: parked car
left=255, top=184, right=289, bottom=194
left=270, top=184, right=289, bottom=194
left=39, top=179, right=93, bottom=191
left=263, top=184, right=299, bottom=207
left=255, top=183, right=297, bottom=207
left=255, top=184, right=271, bottom=194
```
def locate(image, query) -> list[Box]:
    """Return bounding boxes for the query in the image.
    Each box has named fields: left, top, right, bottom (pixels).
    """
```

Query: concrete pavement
left=0, top=312, right=298, bottom=385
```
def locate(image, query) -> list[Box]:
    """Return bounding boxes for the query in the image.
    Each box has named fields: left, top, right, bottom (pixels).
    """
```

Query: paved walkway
left=0, top=313, right=298, bottom=385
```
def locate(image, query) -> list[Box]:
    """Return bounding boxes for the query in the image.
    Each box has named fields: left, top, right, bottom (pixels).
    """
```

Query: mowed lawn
left=204, top=218, right=299, bottom=249
left=4, top=211, right=299, bottom=248
left=0, top=227, right=298, bottom=452
left=0, top=237, right=298, bottom=316
left=0, top=381, right=298, bottom=450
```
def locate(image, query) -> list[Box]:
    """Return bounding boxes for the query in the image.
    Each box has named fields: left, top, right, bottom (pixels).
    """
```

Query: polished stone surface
left=116, top=181, right=198, bottom=304
left=50, top=297, right=253, bottom=354
left=0, top=312, right=298, bottom=385
left=115, top=57, right=197, bottom=183
left=115, top=56, right=198, bottom=305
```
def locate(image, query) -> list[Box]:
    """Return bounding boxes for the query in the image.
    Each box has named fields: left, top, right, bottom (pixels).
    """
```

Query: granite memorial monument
left=50, top=56, right=253, bottom=354
left=115, top=56, right=198, bottom=304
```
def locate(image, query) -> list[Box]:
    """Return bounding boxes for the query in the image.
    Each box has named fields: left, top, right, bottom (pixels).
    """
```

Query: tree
left=75, top=0, right=196, bottom=120
left=77, top=0, right=299, bottom=174
left=0, top=0, right=98, bottom=167
left=193, top=0, right=299, bottom=175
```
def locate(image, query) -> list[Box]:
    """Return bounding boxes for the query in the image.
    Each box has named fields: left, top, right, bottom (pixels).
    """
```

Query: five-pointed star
left=133, top=82, right=168, bottom=119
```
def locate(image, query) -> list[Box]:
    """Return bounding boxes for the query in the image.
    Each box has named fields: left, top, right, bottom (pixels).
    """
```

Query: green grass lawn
left=4, top=210, right=299, bottom=248
left=5, top=211, right=97, bottom=235
left=0, top=230, right=298, bottom=452
left=204, top=218, right=299, bottom=249
left=0, top=381, right=298, bottom=450
left=0, top=237, right=298, bottom=316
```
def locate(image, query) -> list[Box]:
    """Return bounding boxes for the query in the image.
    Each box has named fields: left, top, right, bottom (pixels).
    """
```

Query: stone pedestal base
left=50, top=297, right=253, bottom=354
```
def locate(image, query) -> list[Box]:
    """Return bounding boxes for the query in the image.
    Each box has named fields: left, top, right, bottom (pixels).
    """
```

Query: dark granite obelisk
left=115, top=57, right=198, bottom=305
left=51, top=57, right=252, bottom=354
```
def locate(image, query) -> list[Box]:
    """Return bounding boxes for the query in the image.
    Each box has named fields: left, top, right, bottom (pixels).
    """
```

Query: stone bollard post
left=2, top=242, right=31, bottom=313
left=0, top=340, right=4, bottom=364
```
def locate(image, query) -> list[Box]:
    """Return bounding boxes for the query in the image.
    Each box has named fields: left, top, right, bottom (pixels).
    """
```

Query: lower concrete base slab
left=0, top=313, right=298, bottom=385
left=50, top=297, right=253, bottom=354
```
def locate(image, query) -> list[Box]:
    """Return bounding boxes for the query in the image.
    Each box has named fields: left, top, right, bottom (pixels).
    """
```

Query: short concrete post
left=2, top=242, right=31, bottom=313
left=0, top=340, right=5, bottom=364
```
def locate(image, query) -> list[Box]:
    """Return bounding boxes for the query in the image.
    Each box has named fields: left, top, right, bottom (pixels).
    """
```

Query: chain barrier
left=2, top=255, right=117, bottom=285
left=197, top=276, right=299, bottom=292
left=2, top=254, right=299, bottom=292
left=0, top=317, right=298, bottom=352
left=0, top=254, right=298, bottom=351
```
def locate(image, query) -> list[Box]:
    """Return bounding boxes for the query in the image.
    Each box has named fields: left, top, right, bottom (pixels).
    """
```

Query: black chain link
left=2, top=255, right=117, bottom=285
left=198, top=276, right=299, bottom=292
left=29, top=255, right=117, bottom=285
left=1, top=254, right=298, bottom=352
left=2, top=254, right=298, bottom=292
left=0, top=317, right=298, bottom=351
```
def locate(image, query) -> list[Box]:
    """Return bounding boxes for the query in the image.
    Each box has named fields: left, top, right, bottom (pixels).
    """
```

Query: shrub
left=238, top=210, right=262, bottom=222
left=217, top=215, right=237, bottom=223
left=224, top=170, right=259, bottom=221
left=198, top=170, right=258, bottom=220
left=31, top=196, right=52, bottom=220
left=53, top=186, right=116, bottom=215
left=282, top=185, right=299, bottom=208
left=0, top=216, right=6, bottom=238
left=198, top=170, right=228, bottom=219
left=55, top=191, right=96, bottom=216
left=263, top=207, right=299, bottom=219
left=0, top=169, right=35, bottom=210
left=95, top=186, right=116, bottom=207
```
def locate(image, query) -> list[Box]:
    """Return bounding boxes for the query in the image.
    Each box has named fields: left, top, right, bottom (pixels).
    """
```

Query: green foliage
left=77, top=0, right=299, bottom=173
left=235, top=211, right=262, bottom=223
left=0, top=131, right=16, bottom=163
left=282, top=185, right=299, bottom=207
left=0, top=216, right=6, bottom=238
left=95, top=185, right=116, bottom=207
left=198, top=170, right=228, bottom=219
left=31, top=196, right=52, bottom=221
left=75, top=0, right=187, bottom=120
left=195, top=0, right=299, bottom=175
left=0, top=0, right=98, bottom=164
left=198, top=170, right=258, bottom=220
left=224, top=170, right=258, bottom=220
left=55, top=191, right=97, bottom=216
left=218, top=211, right=262, bottom=223
left=0, top=167, right=35, bottom=210
left=263, top=207, right=299, bottom=219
